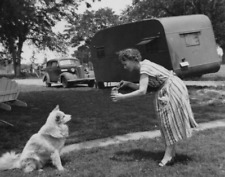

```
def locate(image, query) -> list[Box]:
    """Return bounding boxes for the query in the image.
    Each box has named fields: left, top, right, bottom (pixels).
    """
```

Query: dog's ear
left=53, top=105, right=60, bottom=111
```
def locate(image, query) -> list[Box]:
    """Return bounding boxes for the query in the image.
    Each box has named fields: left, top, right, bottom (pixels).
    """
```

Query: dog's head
left=46, top=105, right=71, bottom=126
left=39, top=105, right=71, bottom=138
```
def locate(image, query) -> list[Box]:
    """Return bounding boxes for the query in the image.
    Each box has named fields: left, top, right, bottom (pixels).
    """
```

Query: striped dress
left=140, top=60, right=198, bottom=146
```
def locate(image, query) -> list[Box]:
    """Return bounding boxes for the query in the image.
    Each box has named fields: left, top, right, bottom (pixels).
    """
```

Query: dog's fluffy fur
left=0, top=105, right=71, bottom=173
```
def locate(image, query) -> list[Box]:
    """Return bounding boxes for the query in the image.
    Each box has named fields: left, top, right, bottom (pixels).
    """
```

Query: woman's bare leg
left=159, top=144, right=176, bottom=166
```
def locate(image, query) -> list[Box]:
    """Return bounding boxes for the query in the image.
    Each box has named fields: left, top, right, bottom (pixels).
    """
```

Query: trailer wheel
left=97, top=82, right=105, bottom=89
left=88, top=80, right=95, bottom=87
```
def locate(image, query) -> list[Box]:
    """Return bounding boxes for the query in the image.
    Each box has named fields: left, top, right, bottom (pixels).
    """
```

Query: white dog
left=0, top=105, right=71, bottom=173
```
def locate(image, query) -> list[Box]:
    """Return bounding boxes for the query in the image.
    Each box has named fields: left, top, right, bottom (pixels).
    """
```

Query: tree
left=65, top=8, right=121, bottom=63
left=73, top=46, right=90, bottom=64
left=0, top=0, right=80, bottom=76
left=123, top=0, right=225, bottom=48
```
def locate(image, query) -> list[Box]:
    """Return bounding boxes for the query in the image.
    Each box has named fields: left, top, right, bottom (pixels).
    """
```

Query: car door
left=48, top=61, right=60, bottom=82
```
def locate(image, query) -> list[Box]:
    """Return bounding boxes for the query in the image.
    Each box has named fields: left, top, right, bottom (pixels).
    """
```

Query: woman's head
left=118, top=48, right=142, bottom=72
left=118, top=48, right=142, bottom=62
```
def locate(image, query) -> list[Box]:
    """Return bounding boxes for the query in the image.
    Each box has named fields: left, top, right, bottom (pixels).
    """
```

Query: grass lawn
left=1, top=79, right=225, bottom=176
left=1, top=87, right=225, bottom=153
left=1, top=127, right=225, bottom=177
left=0, top=89, right=156, bottom=153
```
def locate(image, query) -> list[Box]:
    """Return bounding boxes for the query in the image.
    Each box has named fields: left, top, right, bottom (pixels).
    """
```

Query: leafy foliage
left=65, top=8, right=121, bottom=63
left=0, top=0, right=80, bottom=76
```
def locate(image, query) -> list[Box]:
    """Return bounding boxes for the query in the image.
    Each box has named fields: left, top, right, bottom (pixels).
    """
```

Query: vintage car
left=42, top=58, right=95, bottom=88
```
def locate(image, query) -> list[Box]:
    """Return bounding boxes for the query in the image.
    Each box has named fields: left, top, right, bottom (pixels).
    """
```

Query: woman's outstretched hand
left=111, top=92, right=124, bottom=102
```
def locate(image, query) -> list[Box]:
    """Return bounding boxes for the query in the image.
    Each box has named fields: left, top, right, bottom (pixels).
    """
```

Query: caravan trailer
left=90, top=15, right=221, bottom=88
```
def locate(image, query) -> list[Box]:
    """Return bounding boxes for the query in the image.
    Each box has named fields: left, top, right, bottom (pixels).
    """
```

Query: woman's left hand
left=111, top=93, right=124, bottom=102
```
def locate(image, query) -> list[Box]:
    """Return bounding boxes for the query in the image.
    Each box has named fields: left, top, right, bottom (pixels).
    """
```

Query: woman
left=111, top=48, right=198, bottom=167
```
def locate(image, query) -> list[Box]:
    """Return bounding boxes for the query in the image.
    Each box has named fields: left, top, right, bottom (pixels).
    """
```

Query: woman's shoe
left=158, top=157, right=175, bottom=167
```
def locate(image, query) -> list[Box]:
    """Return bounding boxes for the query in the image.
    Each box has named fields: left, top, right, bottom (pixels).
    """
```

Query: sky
left=21, top=0, right=133, bottom=64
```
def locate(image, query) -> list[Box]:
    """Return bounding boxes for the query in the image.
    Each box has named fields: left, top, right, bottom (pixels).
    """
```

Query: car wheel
left=88, top=80, right=95, bottom=87
left=43, top=75, right=51, bottom=87
left=62, top=77, right=70, bottom=88
left=45, top=82, right=51, bottom=87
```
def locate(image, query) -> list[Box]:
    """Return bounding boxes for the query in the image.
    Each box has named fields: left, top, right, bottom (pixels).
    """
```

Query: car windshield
left=59, top=59, right=80, bottom=66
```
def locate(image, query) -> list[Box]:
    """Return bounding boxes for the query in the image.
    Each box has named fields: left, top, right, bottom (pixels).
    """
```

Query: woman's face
left=121, top=60, right=138, bottom=72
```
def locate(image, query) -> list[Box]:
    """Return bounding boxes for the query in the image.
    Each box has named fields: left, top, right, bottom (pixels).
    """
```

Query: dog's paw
left=61, top=168, right=69, bottom=172
left=38, top=169, right=44, bottom=172
left=23, top=166, right=35, bottom=173
left=58, top=166, right=64, bottom=171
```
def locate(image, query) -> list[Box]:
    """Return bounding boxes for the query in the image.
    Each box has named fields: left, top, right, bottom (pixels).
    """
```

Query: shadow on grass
left=111, top=149, right=193, bottom=165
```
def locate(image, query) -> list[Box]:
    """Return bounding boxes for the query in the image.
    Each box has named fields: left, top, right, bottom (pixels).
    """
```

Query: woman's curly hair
left=118, top=48, right=142, bottom=62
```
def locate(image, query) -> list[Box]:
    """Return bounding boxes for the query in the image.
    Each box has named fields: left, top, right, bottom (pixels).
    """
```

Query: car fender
left=43, top=73, right=50, bottom=82
left=60, top=72, right=77, bottom=81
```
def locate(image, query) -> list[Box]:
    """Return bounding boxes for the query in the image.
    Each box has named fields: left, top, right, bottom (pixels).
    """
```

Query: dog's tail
left=0, top=151, right=21, bottom=170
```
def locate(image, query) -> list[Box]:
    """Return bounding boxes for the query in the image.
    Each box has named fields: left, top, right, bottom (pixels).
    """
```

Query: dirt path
left=14, top=78, right=94, bottom=92
left=185, top=80, right=225, bottom=87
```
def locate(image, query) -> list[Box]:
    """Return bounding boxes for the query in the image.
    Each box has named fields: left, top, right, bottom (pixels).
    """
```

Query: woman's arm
left=111, top=74, right=149, bottom=102
left=120, top=80, right=139, bottom=90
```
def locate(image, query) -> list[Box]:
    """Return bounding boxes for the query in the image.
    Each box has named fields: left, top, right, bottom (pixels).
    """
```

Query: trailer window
left=137, top=38, right=155, bottom=45
left=96, top=47, right=105, bottom=58
left=180, top=32, right=200, bottom=47
left=136, top=36, right=159, bottom=53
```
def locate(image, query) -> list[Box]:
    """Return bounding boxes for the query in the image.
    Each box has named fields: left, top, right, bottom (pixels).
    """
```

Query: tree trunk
left=9, top=37, right=24, bottom=77
left=14, top=61, right=21, bottom=77
left=12, top=49, right=21, bottom=77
